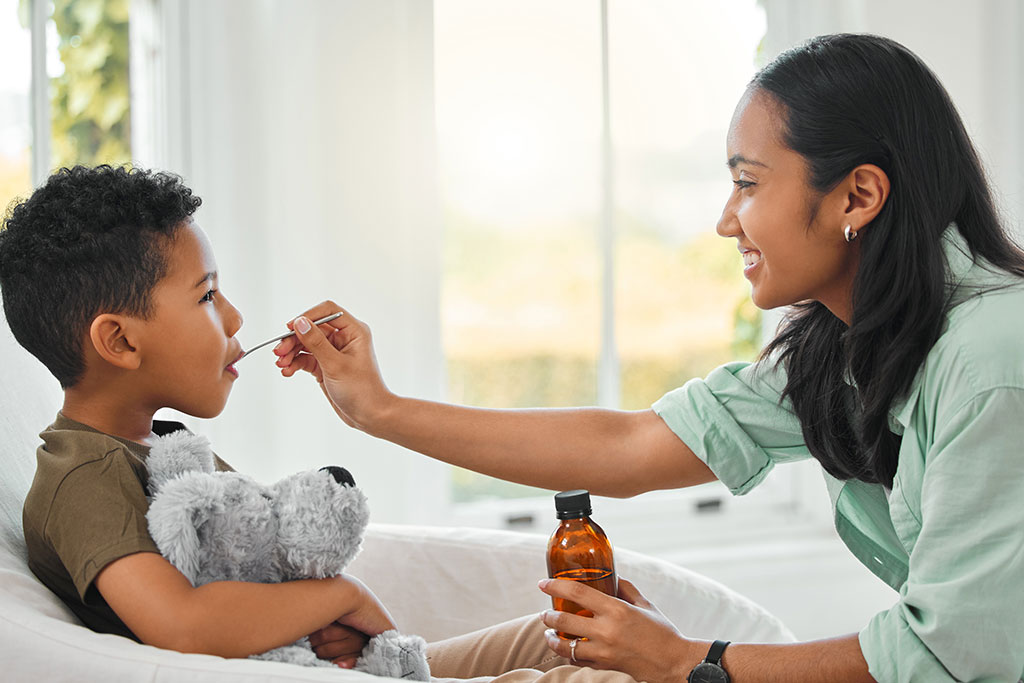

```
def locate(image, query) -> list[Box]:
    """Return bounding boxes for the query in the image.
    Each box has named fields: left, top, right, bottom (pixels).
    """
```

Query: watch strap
left=706, top=639, right=730, bottom=666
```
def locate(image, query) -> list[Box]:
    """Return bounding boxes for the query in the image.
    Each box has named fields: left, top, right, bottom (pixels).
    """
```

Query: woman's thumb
left=293, top=316, right=331, bottom=357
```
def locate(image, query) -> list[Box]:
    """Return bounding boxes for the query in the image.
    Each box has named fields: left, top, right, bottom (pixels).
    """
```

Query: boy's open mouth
left=225, top=350, right=244, bottom=377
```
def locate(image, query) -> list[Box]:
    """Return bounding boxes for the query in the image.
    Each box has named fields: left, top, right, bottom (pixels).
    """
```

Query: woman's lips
left=741, top=250, right=762, bottom=276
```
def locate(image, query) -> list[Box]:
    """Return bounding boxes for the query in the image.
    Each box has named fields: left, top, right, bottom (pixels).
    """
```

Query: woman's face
left=717, top=89, right=860, bottom=321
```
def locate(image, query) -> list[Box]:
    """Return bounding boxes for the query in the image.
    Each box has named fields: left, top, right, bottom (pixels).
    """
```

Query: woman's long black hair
left=755, top=34, right=1024, bottom=488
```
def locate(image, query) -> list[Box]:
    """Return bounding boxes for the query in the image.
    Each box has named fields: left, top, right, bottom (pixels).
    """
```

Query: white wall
left=139, top=0, right=450, bottom=524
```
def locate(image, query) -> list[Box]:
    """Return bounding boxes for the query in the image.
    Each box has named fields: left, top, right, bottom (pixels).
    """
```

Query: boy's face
left=135, top=221, right=244, bottom=419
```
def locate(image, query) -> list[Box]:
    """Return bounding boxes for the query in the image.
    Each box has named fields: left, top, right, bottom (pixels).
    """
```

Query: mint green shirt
left=653, top=228, right=1024, bottom=682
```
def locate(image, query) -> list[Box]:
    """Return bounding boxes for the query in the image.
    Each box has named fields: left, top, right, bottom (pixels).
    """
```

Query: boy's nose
left=222, top=297, right=243, bottom=337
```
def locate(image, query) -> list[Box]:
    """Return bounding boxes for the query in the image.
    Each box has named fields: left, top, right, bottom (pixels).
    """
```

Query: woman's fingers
left=538, top=578, right=617, bottom=613
left=542, top=628, right=599, bottom=667
left=274, top=301, right=352, bottom=358
left=538, top=609, right=598, bottom=643
left=616, top=577, right=652, bottom=608
left=278, top=351, right=320, bottom=379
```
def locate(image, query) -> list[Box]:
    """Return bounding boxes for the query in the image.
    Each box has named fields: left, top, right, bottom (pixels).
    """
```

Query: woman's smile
left=740, top=248, right=763, bottom=277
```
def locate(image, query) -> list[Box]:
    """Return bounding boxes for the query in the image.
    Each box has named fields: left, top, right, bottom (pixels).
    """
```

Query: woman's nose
left=716, top=195, right=741, bottom=239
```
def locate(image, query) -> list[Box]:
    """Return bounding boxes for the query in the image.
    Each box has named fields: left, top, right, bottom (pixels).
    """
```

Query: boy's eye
left=200, top=289, right=217, bottom=304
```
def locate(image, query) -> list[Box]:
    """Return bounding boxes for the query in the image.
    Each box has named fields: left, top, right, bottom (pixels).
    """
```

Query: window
left=4, top=0, right=132, bottom=206
left=0, top=1, right=32, bottom=212
left=435, top=0, right=768, bottom=507
left=46, top=0, right=132, bottom=169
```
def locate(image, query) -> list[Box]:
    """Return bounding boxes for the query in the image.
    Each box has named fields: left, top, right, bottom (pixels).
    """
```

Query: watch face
left=688, top=662, right=730, bottom=683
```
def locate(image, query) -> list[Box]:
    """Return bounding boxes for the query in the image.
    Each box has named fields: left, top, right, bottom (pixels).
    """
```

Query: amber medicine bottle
left=546, top=489, right=617, bottom=639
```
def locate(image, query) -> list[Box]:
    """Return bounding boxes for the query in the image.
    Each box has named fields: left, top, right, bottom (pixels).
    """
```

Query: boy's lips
left=225, top=349, right=244, bottom=377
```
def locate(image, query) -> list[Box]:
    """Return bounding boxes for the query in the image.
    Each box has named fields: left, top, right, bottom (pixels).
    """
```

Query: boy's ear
left=88, top=314, right=142, bottom=371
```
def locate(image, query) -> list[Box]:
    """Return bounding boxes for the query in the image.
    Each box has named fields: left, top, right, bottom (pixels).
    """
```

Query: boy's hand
left=274, top=302, right=393, bottom=431
left=336, top=574, right=399, bottom=638
left=308, top=622, right=370, bottom=669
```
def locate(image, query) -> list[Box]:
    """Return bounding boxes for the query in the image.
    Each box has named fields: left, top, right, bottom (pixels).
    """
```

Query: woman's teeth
left=742, top=251, right=762, bottom=267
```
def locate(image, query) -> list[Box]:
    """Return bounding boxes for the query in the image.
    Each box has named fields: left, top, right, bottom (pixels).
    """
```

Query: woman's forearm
left=720, top=635, right=874, bottom=683
left=363, top=397, right=714, bottom=497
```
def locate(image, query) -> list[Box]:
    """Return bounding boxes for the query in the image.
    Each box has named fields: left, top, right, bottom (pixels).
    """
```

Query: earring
left=844, top=224, right=858, bottom=243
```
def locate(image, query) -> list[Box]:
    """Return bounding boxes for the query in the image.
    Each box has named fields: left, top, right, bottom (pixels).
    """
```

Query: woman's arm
left=276, top=302, right=715, bottom=498
left=95, top=551, right=394, bottom=658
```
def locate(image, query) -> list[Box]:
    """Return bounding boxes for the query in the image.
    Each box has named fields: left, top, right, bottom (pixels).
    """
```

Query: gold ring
left=569, top=637, right=579, bottom=664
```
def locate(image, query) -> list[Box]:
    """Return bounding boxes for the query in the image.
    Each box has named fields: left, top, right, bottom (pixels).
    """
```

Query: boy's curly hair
left=0, top=165, right=202, bottom=388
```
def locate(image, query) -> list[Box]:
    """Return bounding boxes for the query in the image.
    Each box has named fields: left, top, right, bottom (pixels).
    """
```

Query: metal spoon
left=235, top=312, right=344, bottom=362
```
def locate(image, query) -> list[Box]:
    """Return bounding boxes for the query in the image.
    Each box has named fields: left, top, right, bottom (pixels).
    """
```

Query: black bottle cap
left=554, top=489, right=592, bottom=519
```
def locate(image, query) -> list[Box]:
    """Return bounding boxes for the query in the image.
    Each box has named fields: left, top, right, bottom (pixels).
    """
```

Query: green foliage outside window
left=19, top=0, right=131, bottom=169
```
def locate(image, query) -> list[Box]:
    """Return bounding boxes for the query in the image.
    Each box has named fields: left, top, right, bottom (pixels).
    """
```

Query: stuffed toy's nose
left=319, top=466, right=356, bottom=487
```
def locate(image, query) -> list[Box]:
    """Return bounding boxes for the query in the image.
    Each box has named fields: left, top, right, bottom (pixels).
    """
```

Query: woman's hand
left=538, top=577, right=701, bottom=683
left=273, top=301, right=393, bottom=431
left=308, top=622, right=370, bottom=669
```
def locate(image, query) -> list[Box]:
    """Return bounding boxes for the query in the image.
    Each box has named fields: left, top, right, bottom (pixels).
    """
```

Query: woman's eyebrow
left=727, top=154, right=769, bottom=169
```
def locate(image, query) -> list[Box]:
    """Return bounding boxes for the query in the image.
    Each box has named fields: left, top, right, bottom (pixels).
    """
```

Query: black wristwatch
left=687, top=640, right=731, bottom=683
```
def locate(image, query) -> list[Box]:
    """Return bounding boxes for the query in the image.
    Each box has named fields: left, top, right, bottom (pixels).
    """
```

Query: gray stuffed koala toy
left=145, top=430, right=430, bottom=680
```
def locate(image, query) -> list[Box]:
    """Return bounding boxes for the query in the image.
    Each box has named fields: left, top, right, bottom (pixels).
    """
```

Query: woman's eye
left=200, top=289, right=217, bottom=303
left=733, top=179, right=755, bottom=190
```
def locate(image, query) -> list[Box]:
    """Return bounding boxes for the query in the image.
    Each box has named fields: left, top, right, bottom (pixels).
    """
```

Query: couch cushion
left=0, top=317, right=63, bottom=561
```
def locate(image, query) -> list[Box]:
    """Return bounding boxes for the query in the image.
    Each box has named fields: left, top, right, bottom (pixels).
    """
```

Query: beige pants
left=426, top=614, right=641, bottom=682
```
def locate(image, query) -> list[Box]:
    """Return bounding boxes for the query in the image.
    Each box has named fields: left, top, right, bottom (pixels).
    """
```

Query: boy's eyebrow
left=727, top=154, right=769, bottom=169
left=193, top=272, right=217, bottom=288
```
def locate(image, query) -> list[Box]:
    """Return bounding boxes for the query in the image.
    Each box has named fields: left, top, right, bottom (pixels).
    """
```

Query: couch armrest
left=351, top=524, right=795, bottom=644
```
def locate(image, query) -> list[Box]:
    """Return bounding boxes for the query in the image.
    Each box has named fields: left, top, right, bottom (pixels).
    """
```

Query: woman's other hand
left=274, top=301, right=393, bottom=431
left=538, top=577, right=700, bottom=683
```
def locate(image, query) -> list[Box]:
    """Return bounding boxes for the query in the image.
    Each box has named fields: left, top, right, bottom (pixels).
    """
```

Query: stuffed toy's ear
left=272, top=469, right=370, bottom=580
left=146, top=471, right=224, bottom=585
left=148, top=431, right=215, bottom=494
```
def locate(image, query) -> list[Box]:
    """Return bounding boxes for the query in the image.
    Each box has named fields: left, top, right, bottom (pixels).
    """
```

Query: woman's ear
left=842, top=163, right=891, bottom=233
left=88, top=314, right=142, bottom=371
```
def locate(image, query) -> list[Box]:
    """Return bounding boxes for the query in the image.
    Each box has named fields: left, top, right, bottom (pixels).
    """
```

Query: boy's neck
left=62, top=386, right=159, bottom=446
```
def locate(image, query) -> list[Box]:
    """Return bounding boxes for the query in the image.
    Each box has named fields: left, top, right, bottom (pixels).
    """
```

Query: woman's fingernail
left=295, top=316, right=311, bottom=334
left=538, top=578, right=550, bottom=588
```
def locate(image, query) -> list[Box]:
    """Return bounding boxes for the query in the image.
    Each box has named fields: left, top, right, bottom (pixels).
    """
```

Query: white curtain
left=133, top=0, right=450, bottom=524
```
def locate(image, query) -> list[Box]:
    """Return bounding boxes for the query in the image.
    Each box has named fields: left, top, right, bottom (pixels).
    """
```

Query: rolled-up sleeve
left=652, top=361, right=810, bottom=495
left=859, top=387, right=1024, bottom=682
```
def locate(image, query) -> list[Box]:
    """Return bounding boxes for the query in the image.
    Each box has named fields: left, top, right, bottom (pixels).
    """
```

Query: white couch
left=0, top=317, right=794, bottom=681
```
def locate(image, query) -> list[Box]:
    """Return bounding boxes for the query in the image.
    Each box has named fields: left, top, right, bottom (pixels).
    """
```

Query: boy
left=0, top=165, right=391, bottom=667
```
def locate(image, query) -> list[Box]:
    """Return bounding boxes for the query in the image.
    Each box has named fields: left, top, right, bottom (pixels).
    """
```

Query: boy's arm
left=95, top=551, right=394, bottom=658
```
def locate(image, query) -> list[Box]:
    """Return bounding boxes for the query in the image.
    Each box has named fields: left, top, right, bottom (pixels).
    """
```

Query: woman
left=276, top=34, right=1024, bottom=682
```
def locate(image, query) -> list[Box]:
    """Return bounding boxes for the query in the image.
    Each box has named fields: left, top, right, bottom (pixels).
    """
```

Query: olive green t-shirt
left=22, top=413, right=232, bottom=641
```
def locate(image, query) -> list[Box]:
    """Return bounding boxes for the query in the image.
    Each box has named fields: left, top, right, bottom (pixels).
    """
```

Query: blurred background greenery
left=2, top=0, right=130, bottom=219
